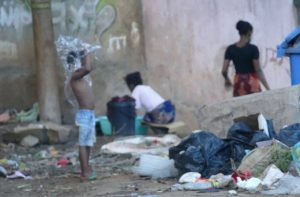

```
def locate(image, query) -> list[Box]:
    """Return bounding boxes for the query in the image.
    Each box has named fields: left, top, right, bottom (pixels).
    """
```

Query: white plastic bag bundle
left=179, top=172, right=201, bottom=183
left=133, top=154, right=178, bottom=179
left=261, top=164, right=284, bottom=188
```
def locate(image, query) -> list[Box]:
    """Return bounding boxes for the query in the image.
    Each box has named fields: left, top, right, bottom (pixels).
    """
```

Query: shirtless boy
left=67, top=51, right=97, bottom=181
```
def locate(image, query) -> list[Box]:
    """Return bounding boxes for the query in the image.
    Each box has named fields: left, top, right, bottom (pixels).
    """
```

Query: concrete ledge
left=196, top=85, right=300, bottom=138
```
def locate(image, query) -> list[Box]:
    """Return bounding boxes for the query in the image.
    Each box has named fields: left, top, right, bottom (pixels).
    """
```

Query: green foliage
left=96, top=0, right=114, bottom=13
left=272, top=145, right=292, bottom=172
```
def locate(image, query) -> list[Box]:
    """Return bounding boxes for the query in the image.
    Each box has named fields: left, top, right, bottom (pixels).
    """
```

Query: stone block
left=3, top=122, right=74, bottom=144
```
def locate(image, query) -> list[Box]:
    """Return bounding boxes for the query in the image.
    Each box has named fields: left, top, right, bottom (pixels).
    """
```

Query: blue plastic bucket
left=97, top=116, right=112, bottom=136
left=135, top=116, right=148, bottom=135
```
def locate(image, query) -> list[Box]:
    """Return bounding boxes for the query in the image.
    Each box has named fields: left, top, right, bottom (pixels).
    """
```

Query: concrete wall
left=0, top=0, right=145, bottom=123
left=0, top=0, right=298, bottom=129
left=142, top=0, right=298, bottom=130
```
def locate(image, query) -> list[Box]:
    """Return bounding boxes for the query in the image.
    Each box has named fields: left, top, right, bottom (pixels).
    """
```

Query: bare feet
left=80, top=169, right=97, bottom=182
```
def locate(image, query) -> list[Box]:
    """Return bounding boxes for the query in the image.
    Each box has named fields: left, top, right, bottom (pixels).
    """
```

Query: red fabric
left=232, top=170, right=252, bottom=183
left=57, top=158, right=71, bottom=167
left=233, top=73, right=261, bottom=97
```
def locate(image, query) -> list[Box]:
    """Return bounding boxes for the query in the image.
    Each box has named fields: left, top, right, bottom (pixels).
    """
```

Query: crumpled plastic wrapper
left=55, top=36, right=101, bottom=107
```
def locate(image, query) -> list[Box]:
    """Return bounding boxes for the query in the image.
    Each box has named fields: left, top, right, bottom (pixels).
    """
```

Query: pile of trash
left=100, top=113, right=300, bottom=195
left=166, top=114, right=300, bottom=195
left=0, top=103, right=39, bottom=124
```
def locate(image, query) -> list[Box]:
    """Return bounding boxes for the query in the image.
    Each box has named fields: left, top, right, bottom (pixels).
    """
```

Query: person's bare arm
left=253, top=59, right=270, bottom=90
left=71, top=55, right=91, bottom=81
left=222, top=59, right=232, bottom=87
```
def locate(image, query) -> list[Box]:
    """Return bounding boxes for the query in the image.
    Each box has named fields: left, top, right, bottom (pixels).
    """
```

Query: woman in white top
left=124, top=71, right=176, bottom=124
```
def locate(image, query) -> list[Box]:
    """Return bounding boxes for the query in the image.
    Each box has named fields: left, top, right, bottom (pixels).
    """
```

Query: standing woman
left=222, top=20, right=270, bottom=97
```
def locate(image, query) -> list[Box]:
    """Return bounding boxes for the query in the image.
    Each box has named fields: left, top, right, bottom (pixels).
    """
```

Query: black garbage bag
left=227, top=122, right=254, bottom=143
left=226, top=122, right=272, bottom=166
left=278, top=123, right=300, bottom=147
left=227, top=140, right=248, bottom=167
left=169, top=131, right=232, bottom=178
left=226, top=122, right=255, bottom=164
left=266, top=119, right=277, bottom=139
left=250, top=132, right=270, bottom=146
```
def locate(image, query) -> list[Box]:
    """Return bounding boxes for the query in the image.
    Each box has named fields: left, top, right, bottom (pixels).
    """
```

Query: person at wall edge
left=222, top=20, right=270, bottom=97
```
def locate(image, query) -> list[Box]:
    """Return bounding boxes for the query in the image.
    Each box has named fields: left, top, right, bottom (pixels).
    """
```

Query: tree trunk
left=31, top=0, right=61, bottom=123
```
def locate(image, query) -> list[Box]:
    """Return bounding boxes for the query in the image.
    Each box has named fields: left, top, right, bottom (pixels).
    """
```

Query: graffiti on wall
left=262, top=48, right=284, bottom=67
left=130, top=21, right=140, bottom=48
left=262, top=47, right=290, bottom=76
left=0, top=0, right=116, bottom=33
left=94, top=3, right=115, bottom=38
left=0, top=1, right=31, bottom=29
left=0, top=0, right=127, bottom=53
left=0, top=40, right=17, bottom=59
left=52, top=0, right=116, bottom=40
left=108, top=35, right=127, bottom=53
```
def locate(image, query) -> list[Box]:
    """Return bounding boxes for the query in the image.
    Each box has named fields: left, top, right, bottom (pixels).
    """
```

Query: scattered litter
left=261, top=174, right=300, bottom=195
left=228, top=190, right=237, bottom=195
left=232, top=170, right=252, bottom=183
left=289, top=160, right=300, bottom=176
left=261, top=164, right=284, bottom=188
left=209, top=173, right=232, bottom=188
left=290, top=141, right=300, bottom=176
left=258, top=114, right=269, bottom=137
left=237, top=139, right=291, bottom=177
left=236, top=177, right=262, bottom=192
left=7, top=171, right=33, bottom=180
left=57, top=158, right=72, bottom=167
left=101, top=134, right=181, bottom=156
left=181, top=182, right=213, bottom=190
left=0, top=159, right=19, bottom=168
left=17, top=184, right=32, bottom=189
left=35, top=150, right=51, bottom=160
left=49, top=147, right=59, bottom=157
left=171, top=183, right=184, bottom=191
left=0, top=111, right=10, bottom=123
left=21, top=135, right=39, bottom=147
left=132, top=154, right=178, bottom=179
left=16, top=103, right=39, bottom=122
left=171, top=181, right=213, bottom=191
left=179, top=172, right=201, bottom=183
left=0, top=165, right=7, bottom=177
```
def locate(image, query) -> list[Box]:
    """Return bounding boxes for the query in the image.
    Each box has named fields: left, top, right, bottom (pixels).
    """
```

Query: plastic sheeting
left=278, top=123, right=300, bottom=147
left=55, top=36, right=101, bottom=107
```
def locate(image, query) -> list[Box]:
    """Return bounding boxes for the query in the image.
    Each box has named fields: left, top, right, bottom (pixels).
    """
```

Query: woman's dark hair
left=236, top=20, right=253, bottom=35
left=124, top=71, right=143, bottom=87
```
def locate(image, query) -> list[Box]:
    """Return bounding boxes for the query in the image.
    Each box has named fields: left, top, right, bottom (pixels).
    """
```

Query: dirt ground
left=0, top=124, right=298, bottom=197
